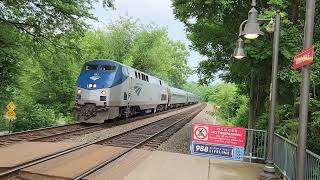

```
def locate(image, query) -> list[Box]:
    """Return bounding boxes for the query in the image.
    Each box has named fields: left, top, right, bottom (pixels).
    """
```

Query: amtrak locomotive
left=74, top=59, right=199, bottom=123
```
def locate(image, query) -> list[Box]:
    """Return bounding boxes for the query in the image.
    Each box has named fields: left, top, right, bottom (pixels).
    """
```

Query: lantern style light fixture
left=241, top=7, right=264, bottom=39
left=233, top=38, right=246, bottom=59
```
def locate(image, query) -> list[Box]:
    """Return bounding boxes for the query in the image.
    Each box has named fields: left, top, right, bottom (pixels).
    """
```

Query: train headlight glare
left=88, top=84, right=93, bottom=88
left=101, top=90, right=106, bottom=95
left=93, top=84, right=97, bottom=88
left=77, top=89, right=82, bottom=94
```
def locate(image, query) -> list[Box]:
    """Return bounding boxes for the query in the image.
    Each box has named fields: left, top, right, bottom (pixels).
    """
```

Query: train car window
left=138, top=73, right=141, bottom=79
left=101, top=65, right=116, bottom=71
left=159, top=80, right=162, bottom=85
left=146, top=76, right=149, bottom=82
left=135, top=71, right=138, bottom=78
left=82, top=64, right=98, bottom=70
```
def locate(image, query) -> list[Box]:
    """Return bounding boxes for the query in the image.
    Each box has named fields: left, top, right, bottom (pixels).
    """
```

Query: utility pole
left=296, top=0, right=316, bottom=179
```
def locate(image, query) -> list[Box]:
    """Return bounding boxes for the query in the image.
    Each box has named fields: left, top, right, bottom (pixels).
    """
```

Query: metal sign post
left=8, top=120, right=12, bottom=134
left=297, top=0, right=316, bottom=179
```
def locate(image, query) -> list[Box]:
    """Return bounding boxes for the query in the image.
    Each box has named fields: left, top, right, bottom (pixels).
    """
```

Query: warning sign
left=5, top=110, right=16, bottom=120
left=6, top=102, right=16, bottom=111
left=5, top=102, right=16, bottom=121
left=192, top=123, right=246, bottom=147
left=292, top=46, right=314, bottom=69
left=193, top=125, right=208, bottom=141
left=191, top=123, right=246, bottom=161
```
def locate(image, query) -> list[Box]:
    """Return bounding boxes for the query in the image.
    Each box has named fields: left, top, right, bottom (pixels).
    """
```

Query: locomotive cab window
left=82, top=64, right=98, bottom=70
left=101, top=65, right=116, bottom=71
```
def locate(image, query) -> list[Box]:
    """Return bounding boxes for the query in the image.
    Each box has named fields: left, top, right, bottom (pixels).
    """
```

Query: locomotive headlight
left=101, top=90, right=106, bottom=95
left=87, top=83, right=96, bottom=88
left=77, top=89, right=82, bottom=94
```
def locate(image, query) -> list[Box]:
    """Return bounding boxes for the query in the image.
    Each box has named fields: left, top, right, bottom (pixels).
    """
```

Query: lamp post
left=232, top=3, right=280, bottom=179
left=262, top=11, right=280, bottom=180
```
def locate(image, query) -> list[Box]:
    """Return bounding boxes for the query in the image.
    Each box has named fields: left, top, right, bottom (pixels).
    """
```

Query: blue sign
left=191, top=141, right=244, bottom=161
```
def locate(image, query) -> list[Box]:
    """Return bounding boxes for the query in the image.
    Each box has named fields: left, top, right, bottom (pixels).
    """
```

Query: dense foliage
left=80, top=18, right=191, bottom=88
left=184, top=82, right=248, bottom=126
left=0, top=1, right=191, bottom=132
left=172, top=0, right=320, bottom=154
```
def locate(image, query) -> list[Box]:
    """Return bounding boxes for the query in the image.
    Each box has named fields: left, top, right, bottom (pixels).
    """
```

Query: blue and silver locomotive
left=74, top=59, right=199, bottom=123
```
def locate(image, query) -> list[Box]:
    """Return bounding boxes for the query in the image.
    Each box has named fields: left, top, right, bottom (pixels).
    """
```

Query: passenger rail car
left=74, top=59, right=199, bottom=123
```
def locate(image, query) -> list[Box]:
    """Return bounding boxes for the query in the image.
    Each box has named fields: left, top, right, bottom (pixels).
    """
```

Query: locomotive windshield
left=101, top=65, right=116, bottom=71
left=82, top=64, right=116, bottom=71
left=82, top=64, right=98, bottom=70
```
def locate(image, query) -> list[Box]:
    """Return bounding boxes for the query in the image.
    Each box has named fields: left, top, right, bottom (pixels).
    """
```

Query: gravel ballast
left=62, top=104, right=202, bottom=144
left=157, top=103, right=217, bottom=154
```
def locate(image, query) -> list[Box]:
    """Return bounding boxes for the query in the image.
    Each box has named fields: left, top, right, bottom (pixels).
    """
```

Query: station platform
left=0, top=141, right=264, bottom=180
left=87, top=149, right=264, bottom=180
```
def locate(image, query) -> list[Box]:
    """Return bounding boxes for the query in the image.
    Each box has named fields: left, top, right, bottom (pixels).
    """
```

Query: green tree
left=79, top=17, right=192, bottom=87
left=172, top=0, right=320, bottom=154
left=0, top=0, right=114, bottom=130
left=183, top=82, right=249, bottom=126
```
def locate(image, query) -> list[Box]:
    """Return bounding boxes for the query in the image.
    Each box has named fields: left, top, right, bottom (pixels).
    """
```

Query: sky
left=90, top=0, right=203, bottom=82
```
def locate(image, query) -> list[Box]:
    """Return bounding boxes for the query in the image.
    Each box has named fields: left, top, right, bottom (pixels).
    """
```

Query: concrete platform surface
left=122, top=150, right=263, bottom=180
left=209, top=157, right=263, bottom=180
left=0, top=142, right=79, bottom=168
left=86, top=149, right=152, bottom=180
left=21, top=145, right=127, bottom=179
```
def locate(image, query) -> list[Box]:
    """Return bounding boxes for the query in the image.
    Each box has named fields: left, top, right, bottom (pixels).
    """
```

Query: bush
left=11, top=96, right=74, bottom=132
left=13, top=103, right=57, bottom=132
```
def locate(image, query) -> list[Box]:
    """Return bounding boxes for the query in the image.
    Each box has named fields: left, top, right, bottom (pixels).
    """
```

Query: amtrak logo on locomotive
left=134, top=86, right=142, bottom=96
left=90, top=73, right=101, bottom=81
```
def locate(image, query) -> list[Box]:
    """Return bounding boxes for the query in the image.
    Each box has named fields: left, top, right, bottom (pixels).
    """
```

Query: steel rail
left=0, top=124, right=97, bottom=147
left=0, top=104, right=203, bottom=179
left=0, top=123, right=81, bottom=137
left=0, top=105, right=191, bottom=146
left=28, top=124, right=102, bottom=141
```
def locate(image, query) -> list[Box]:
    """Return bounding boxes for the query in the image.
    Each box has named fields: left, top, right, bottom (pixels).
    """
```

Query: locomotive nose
left=76, top=70, right=118, bottom=90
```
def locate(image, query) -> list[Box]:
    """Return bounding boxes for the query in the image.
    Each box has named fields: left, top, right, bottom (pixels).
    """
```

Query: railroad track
left=74, top=104, right=205, bottom=180
left=0, top=105, right=192, bottom=146
left=0, top=103, right=205, bottom=180
left=0, top=123, right=88, bottom=147
left=98, top=108, right=201, bottom=150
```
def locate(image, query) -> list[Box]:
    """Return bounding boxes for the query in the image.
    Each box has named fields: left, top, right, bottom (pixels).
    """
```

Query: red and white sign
left=292, top=46, right=315, bottom=69
left=193, top=124, right=209, bottom=141
left=192, top=123, right=246, bottom=147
